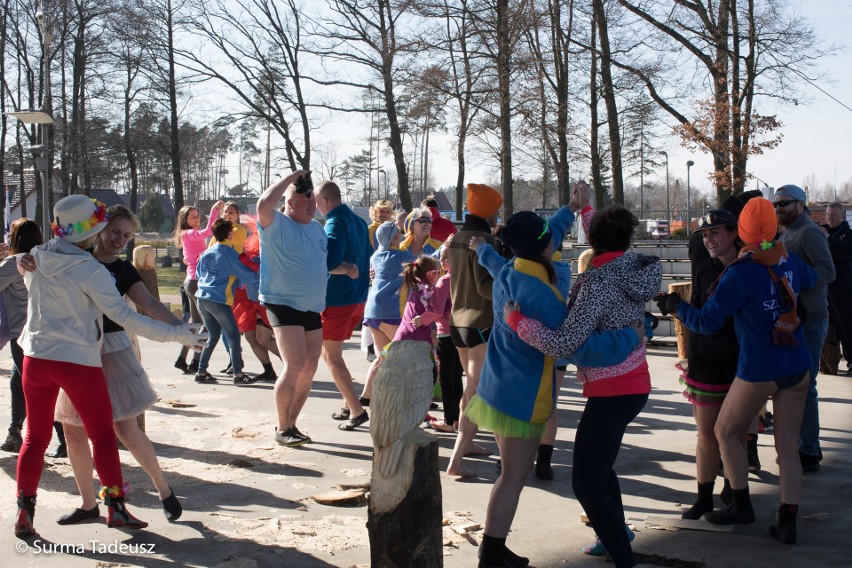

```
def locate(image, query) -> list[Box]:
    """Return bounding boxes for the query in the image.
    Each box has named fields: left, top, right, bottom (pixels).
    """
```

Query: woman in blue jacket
left=194, top=219, right=260, bottom=385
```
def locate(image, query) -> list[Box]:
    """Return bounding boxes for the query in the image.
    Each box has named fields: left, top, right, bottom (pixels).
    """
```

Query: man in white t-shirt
left=257, top=170, right=327, bottom=447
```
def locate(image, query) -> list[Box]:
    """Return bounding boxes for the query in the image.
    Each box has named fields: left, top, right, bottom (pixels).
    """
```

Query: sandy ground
left=0, top=332, right=851, bottom=567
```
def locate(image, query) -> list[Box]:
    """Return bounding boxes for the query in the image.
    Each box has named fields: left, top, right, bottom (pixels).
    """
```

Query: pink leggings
left=16, top=357, right=123, bottom=497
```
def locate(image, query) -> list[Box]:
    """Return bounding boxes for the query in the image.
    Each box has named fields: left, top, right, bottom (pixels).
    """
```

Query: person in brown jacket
left=445, top=183, right=503, bottom=477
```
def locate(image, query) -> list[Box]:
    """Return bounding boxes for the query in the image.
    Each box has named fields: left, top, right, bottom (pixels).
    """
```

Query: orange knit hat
left=466, top=183, right=503, bottom=218
left=738, top=197, right=778, bottom=246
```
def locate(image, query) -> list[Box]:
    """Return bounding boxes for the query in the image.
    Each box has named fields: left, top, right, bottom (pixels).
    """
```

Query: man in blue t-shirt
left=257, top=170, right=327, bottom=448
left=315, top=181, right=372, bottom=432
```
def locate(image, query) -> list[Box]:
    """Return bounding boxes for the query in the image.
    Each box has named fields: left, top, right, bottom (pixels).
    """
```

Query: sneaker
left=233, top=373, right=258, bottom=385
left=291, top=426, right=312, bottom=444
left=275, top=427, right=309, bottom=447
left=194, top=373, right=217, bottom=384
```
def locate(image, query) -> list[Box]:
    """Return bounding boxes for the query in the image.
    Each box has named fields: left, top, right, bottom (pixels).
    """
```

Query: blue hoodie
left=364, top=248, right=416, bottom=320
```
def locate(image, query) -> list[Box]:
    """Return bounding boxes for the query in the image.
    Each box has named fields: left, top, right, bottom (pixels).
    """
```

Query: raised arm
left=257, top=170, right=307, bottom=229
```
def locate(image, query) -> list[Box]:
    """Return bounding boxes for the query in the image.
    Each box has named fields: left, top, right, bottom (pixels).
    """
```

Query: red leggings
left=16, top=357, right=123, bottom=497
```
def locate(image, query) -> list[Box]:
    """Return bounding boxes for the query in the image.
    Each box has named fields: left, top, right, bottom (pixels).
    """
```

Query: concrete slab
left=0, top=336, right=850, bottom=567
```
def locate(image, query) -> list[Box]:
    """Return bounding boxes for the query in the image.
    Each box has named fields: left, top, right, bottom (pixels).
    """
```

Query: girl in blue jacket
left=195, top=219, right=260, bottom=385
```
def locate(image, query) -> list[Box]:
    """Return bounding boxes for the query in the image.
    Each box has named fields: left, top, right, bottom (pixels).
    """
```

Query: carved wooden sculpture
left=368, top=340, right=443, bottom=567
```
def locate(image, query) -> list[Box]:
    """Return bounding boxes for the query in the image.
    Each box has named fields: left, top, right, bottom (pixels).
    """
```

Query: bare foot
left=465, top=444, right=491, bottom=456
left=447, top=462, right=476, bottom=479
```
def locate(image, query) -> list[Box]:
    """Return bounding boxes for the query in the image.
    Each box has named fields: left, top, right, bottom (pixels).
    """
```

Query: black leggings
left=437, top=336, right=463, bottom=423
left=178, top=278, right=203, bottom=363
left=572, top=393, right=648, bottom=568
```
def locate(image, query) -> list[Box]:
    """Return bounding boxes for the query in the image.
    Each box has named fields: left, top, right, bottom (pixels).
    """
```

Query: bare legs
left=359, top=325, right=397, bottom=402
left=447, top=343, right=488, bottom=478
left=715, top=375, right=808, bottom=502
left=322, top=340, right=365, bottom=419
left=273, top=326, right=322, bottom=432
left=483, top=434, right=540, bottom=537
left=694, top=405, right=724, bottom=484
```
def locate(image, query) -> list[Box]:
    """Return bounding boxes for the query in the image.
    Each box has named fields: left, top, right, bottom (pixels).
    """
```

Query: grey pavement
left=1, top=332, right=850, bottom=568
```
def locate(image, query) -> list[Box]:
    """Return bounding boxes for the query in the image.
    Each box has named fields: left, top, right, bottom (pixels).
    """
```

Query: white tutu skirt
left=54, top=331, right=158, bottom=426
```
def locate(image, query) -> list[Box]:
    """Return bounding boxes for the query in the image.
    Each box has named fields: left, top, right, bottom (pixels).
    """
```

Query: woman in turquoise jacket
left=466, top=204, right=642, bottom=568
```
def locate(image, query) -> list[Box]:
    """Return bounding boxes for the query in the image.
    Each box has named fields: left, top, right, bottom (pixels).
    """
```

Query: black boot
left=682, top=481, right=715, bottom=520
left=255, top=362, right=277, bottom=382
left=535, top=444, right=554, bottom=480
left=15, top=492, right=36, bottom=536
left=0, top=427, right=23, bottom=453
left=747, top=433, right=761, bottom=472
left=706, top=487, right=755, bottom=524
left=769, top=503, right=798, bottom=544
left=187, top=357, right=200, bottom=374
left=49, top=422, right=67, bottom=458
left=105, top=494, right=148, bottom=530
left=478, top=534, right=529, bottom=568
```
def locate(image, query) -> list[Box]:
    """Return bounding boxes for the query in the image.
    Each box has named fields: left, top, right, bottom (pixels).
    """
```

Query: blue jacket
left=475, top=243, right=640, bottom=424
left=364, top=248, right=415, bottom=320
left=324, top=204, right=371, bottom=307
left=677, top=250, right=817, bottom=382
left=196, top=243, right=259, bottom=306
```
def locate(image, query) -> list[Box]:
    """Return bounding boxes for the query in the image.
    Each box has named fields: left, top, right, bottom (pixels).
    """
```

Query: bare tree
left=617, top=0, right=828, bottom=202
left=181, top=0, right=312, bottom=175
left=311, top=0, right=417, bottom=209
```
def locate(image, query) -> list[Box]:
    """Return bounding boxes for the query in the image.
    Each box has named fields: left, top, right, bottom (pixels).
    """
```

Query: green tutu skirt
left=465, top=395, right=546, bottom=439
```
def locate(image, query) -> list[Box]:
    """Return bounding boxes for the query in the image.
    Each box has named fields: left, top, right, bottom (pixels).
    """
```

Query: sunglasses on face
left=774, top=199, right=796, bottom=209
left=415, top=218, right=432, bottom=224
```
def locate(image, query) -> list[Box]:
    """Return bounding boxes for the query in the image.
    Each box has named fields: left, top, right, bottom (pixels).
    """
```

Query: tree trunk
left=496, top=0, right=512, bottom=216
left=594, top=0, right=624, bottom=205
left=589, top=12, right=605, bottom=208
left=712, top=0, right=731, bottom=203
left=383, top=60, right=411, bottom=210
left=167, top=0, right=184, bottom=210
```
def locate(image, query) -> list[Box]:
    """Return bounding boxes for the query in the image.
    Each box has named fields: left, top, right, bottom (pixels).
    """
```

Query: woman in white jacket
left=14, top=195, right=206, bottom=537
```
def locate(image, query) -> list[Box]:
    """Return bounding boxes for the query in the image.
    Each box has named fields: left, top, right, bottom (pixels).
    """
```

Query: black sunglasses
left=701, top=213, right=735, bottom=227
left=415, top=217, right=432, bottom=224
left=774, top=199, right=796, bottom=209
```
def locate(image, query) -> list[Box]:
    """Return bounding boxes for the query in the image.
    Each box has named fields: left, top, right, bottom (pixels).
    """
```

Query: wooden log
left=132, top=245, right=160, bottom=300
left=129, top=245, right=159, bottom=434
left=669, top=282, right=692, bottom=359
left=368, top=436, right=443, bottom=567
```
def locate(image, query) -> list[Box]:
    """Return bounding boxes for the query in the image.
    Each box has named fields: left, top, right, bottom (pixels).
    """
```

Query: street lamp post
left=660, top=151, right=670, bottom=228
left=686, top=160, right=694, bottom=234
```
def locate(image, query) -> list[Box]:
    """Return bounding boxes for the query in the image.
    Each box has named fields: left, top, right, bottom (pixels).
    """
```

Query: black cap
left=698, top=209, right=738, bottom=231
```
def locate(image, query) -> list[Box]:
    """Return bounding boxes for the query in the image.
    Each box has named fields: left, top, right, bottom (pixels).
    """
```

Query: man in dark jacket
left=823, top=202, right=852, bottom=372
left=775, top=184, right=835, bottom=473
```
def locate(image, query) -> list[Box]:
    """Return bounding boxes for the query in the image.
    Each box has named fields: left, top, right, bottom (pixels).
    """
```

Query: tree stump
left=132, top=245, right=160, bottom=300
left=129, top=245, right=160, bottom=434
left=368, top=435, right=443, bottom=568
left=669, top=282, right=693, bottom=359
left=368, top=341, right=443, bottom=568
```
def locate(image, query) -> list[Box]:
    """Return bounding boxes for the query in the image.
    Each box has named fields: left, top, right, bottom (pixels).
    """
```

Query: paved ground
left=0, top=330, right=850, bottom=568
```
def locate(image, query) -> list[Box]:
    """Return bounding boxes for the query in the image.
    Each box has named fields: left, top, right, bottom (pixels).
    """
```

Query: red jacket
left=428, top=206, right=458, bottom=242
